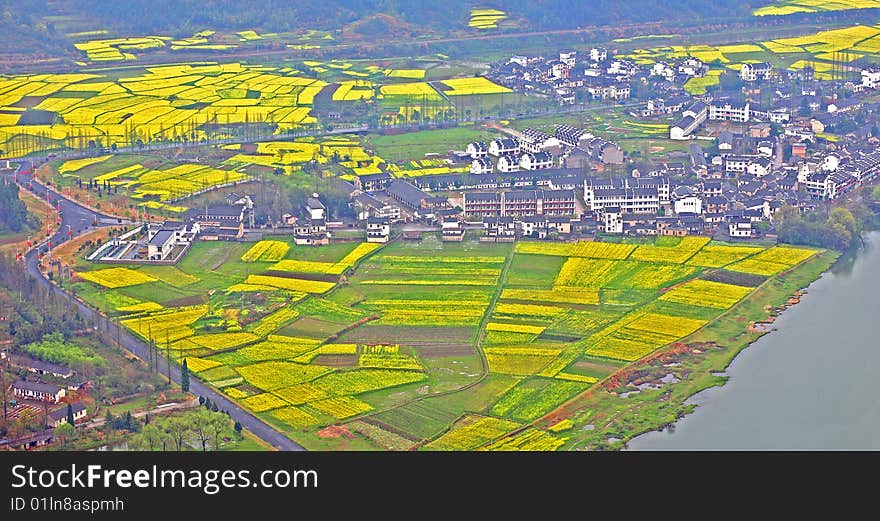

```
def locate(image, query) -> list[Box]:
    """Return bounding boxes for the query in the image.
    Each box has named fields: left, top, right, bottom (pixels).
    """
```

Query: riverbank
left=552, top=248, right=840, bottom=450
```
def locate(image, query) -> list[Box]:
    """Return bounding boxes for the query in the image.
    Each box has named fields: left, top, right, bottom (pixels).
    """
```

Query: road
left=1, top=168, right=306, bottom=451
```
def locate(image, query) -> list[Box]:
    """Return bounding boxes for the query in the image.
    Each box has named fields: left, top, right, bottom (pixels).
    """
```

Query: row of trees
left=132, top=407, right=238, bottom=451
left=776, top=205, right=861, bottom=251
left=0, top=181, right=32, bottom=233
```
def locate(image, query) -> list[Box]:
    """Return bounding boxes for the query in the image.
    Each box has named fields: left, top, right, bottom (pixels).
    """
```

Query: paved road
left=2, top=169, right=306, bottom=451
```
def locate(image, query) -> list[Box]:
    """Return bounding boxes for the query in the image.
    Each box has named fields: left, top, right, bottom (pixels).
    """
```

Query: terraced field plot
left=74, top=234, right=821, bottom=450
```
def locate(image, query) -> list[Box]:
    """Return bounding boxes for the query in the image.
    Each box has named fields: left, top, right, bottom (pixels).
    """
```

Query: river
left=628, top=230, right=880, bottom=450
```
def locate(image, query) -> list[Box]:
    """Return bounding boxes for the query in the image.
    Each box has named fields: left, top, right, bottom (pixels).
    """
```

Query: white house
left=466, top=141, right=488, bottom=158
left=741, top=62, right=772, bottom=82
left=519, top=152, right=553, bottom=171
left=488, top=138, right=520, bottom=157
left=590, top=47, right=607, bottom=62
left=366, top=217, right=391, bottom=243
left=12, top=380, right=66, bottom=403
left=651, top=62, right=676, bottom=82
left=674, top=195, right=703, bottom=215
left=728, top=217, right=754, bottom=238
left=598, top=206, right=623, bottom=234
left=861, top=68, right=880, bottom=90
left=559, top=50, right=577, bottom=67
left=470, top=157, right=493, bottom=174
left=677, top=58, right=706, bottom=77
left=48, top=403, right=88, bottom=428
left=147, top=229, right=176, bottom=260
left=497, top=155, right=520, bottom=172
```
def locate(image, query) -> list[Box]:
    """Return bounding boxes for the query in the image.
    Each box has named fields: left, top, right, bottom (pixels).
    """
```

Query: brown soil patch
left=360, top=418, right=421, bottom=442
left=317, top=425, right=354, bottom=439
left=339, top=325, right=473, bottom=345
left=413, top=344, right=476, bottom=358
left=313, top=354, right=357, bottom=367
left=572, top=360, right=621, bottom=375
left=163, top=295, right=206, bottom=308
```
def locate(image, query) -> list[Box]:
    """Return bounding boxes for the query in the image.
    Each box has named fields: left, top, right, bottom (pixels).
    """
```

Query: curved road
left=3, top=169, right=305, bottom=451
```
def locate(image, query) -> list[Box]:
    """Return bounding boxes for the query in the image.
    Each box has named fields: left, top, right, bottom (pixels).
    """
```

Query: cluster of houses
left=2, top=351, right=89, bottom=433
left=490, top=47, right=635, bottom=104
left=465, top=126, right=623, bottom=177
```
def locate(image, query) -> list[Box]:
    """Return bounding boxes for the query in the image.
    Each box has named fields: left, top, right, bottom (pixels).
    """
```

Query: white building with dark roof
left=471, top=157, right=493, bottom=174
left=497, top=154, right=520, bottom=173
left=519, top=151, right=554, bottom=171
left=467, top=141, right=488, bottom=159
left=488, top=138, right=520, bottom=157
left=710, top=100, right=750, bottom=122
left=741, top=62, right=773, bottom=82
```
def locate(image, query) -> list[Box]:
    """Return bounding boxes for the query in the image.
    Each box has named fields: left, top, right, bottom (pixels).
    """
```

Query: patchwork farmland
left=69, top=233, right=821, bottom=450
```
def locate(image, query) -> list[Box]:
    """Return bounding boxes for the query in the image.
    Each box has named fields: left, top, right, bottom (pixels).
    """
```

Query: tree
left=181, top=359, right=190, bottom=393
left=55, top=422, right=75, bottom=449
left=210, top=413, right=232, bottom=449
left=66, top=403, right=75, bottom=426
left=164, top=417, right=189, bottom=451
left=141, top=424, right=164, bottom=451
left=191, top=409, right=214, bottom=451
left=234, top=421, right=243, bottom=437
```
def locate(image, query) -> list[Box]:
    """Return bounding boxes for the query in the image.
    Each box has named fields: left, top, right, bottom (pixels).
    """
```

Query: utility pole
left=165, top=330, right=171, bottom=385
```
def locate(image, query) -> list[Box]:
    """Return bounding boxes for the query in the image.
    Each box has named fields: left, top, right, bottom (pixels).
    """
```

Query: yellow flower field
left=78, top=267, right=157, bottom=288
left=687, top=245, right=763, bottom=267
left=242, top=393, right=288, bottom=412
left=425, top=415, right=521, bottom=450
left=486, top=322, right=546, bottom=335
left=122, top=305, right=208, bottom=343
left=438, top=77, right=512, bottom=96
left=659, top=279, right=752, bottom=309
left=500, top=288, right=599, bottom=305
left=241, top=240, right=291, bottom=262
left=250, top=307, right=301, bottom=337
left=312, top=369, right=426, bottom=396
left=245, top=275, right=335, bottom=294
left=57, top=155, right=112, bottom=174
left=237, top=361, right=332, bottom=391
left=185, top=357, right=222, bottom=373
left=480, top=428, right=565, bottom=451
left=485, top=347, right=563, bottom=375
left=308, top=396, right=373, bottom=419
left=270, top=406, right=320, bottom=428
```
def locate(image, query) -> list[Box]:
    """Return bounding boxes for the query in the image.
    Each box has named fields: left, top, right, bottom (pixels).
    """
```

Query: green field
left=71, top=233, right=824, bottom=450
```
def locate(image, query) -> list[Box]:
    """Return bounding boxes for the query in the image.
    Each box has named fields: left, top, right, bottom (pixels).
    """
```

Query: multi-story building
left=366, top=217, right=391, bottom=243
left=354, top=172, right=392, bottom=192
left=463, top=190, right=576, bottom=218
left=709, top=99, right=750, bottom=122
left=741, top=62, right=773, bottom=82
left=590, top=47, right=607, bottom=62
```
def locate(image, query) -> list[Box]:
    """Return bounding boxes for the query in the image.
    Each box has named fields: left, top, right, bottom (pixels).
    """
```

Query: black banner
left=0, top=451, right=871, bottom=516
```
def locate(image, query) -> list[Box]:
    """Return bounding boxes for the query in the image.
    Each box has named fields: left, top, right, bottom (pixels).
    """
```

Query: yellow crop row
left=425, top=415, right=521, bottom=450
left=486, top=322, right=546, bottom=335
left=241, top=240, right=291, bottom=262
left=659, top=279, right=752, bottom=309
left=245, top=275, right=335, bottom=294
left=78, top=267, right=157, bottom=288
